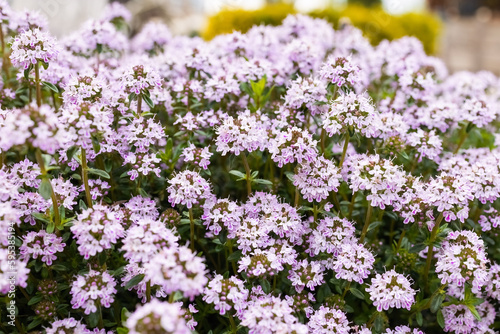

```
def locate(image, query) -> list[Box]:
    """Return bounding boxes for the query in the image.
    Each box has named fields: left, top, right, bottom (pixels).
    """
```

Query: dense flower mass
left=2, top=3, right=500, bottom=333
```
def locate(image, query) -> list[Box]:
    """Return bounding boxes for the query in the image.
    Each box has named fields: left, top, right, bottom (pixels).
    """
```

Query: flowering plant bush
left=0, top=2, right=499, bottom=334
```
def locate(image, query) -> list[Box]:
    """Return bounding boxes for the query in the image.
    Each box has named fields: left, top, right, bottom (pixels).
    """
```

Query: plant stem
left=339, top=133, right=350, bottom=169
left=189, top=208, right=195, bottom=252
left=98, top=305, right=104, bottom=329
left=168, top=293, right=175, bottom=303
left=321, top=128, right=326, bottom=154
left=332, top=193, right=342, bottom=218
left=0, top=23, right=9, bottom=80
left=81, top=148, right=93, bottom=209
left=294, top=187, right=300, bottom=208
left=137, top=95, right=142, bottom=115
left=342, top=281, right=352, bottom=298
left=146, top=281, right=151, bottom=302
left=454, top=123, right=469, bottom=154
left=35, top=62, right=41, bottom=107
left=423, top=212, right=444, bottom=292
left=0, top=151, right=4, bottom=169
left=51, top=90, right=58, bottom=112
left=35, top=149, right=60, bottom=227
left=395, top=229, right=406, bottom=252
left=348, top=191, right=357, bottom=220
left=227, top=240, right=237, bottom=274
left=409, top=152, right=421, bottom=174
left=240, top=153, right=251, bottom=197
left=359, top=205, right=373, bottom=243
left=229, top=313, right=237, bottom=334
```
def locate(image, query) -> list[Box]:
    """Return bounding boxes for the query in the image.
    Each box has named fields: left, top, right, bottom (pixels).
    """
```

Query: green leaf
left=285, top=171, right=294, bottom=182
left=128, top=92, right=137, bottom=102
left=52, top=264, right=67, bottom=272
left=430, top=293, right=445, bottom=313
left=39, top=178, right=52, bottom=200
left=466, top=304, right=481, bottom=321
left=227, top=250, right=242, bottom=262
left=66, top=146, right=78, bottom=160
left=349, top=287, right=365, bottom=300
left=466, top=122, right=474, bottom=133
left=28, top=295, right=43, bottom=305
left=87, top=168, right=110, bottom=179
left=88, top=311, right=99, bottom=328
left=260, top=278, right=271, bottom=294
left=416, top=311, right=423, bottom=326
left=116, top=328, right=129, bottom=334
left=121, top=307, right=129, bottom=322
left=229, top=170, right=246, bottom=179
left=27, top=318, right=43, bottom=331
left=253, top=179, right=273, bottom=185
left=138, top=188, right=149, bottom=198
left=374, top=313, right=384, bottom=333
left=437, top=309, right=445, bottom=328
left=165, top=138, right=173, bottom=155
left=142, top=94, right=154, bottom=109
left=24, top=65, right=33, bottom=80
left=367, top=220, right=383, bottom=232
left=43, top=81, right=58, bottom=93
left=79, top=199, right=88, bottom=210
left=31, top=212, right=51, bottom=224
left=409, top=243, right=426, bottom=253
left=124, top=274, right=145, bottom=290
left=46, top=223, right=55, bottom=234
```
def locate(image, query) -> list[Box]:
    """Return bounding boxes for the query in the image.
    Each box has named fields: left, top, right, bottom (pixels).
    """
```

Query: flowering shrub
left=1, top=2, right=500, bottom=334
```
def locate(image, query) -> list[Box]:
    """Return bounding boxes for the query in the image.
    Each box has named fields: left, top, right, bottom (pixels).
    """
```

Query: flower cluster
left=70, top=270, right=117, bottom=315
left=71, top=204, right=124, bottom=259
left=19, top=230, right=65, bottom=265
left=10, top=28, right=59, bottom=69
left=366, top=269, right=416, bottom=312
left=436, top=230, right=489, bottom=293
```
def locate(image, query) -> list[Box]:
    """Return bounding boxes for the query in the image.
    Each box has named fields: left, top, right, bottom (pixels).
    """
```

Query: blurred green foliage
left=203, top=4, right=441, bottom=55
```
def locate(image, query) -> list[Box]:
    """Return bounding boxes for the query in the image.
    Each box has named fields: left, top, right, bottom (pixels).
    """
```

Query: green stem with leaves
left=423, top=212, right=444, bottom=292
left=454, top=123, right=470, bottom=154
left=35, top=149, right=60, bottom=227
left=339, top=133, right=350, bottom=168
left=137, top=94, right=142, bottom=115
left=227, top=240, right=237, bottom=274
left=342, top=282, right=352, bottom=298
left=359, top=205, right=373, bottom=243
left=240, top=153, right=251, bottom=197
left=98, top=305, right=104, bottom=329
left=395, top=229, right=406, bottom=252
left=146, top=281, right=151, bottom=302
left=229, top=313, right=237, bottom=334
left=321, top=128, right=326, bottom=154
left=348, top=191, right=357, bottom=220
left=81, top=148, right=93, bottom=209
left=35, top=62, right=42, bottom=107
left=0, top=151, right=4, bottom=169
left=189, top=208, right=195, bottom=252
left=0, top=23, right=9, bottom=80
left=294, top=187, right=300, bottom=208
